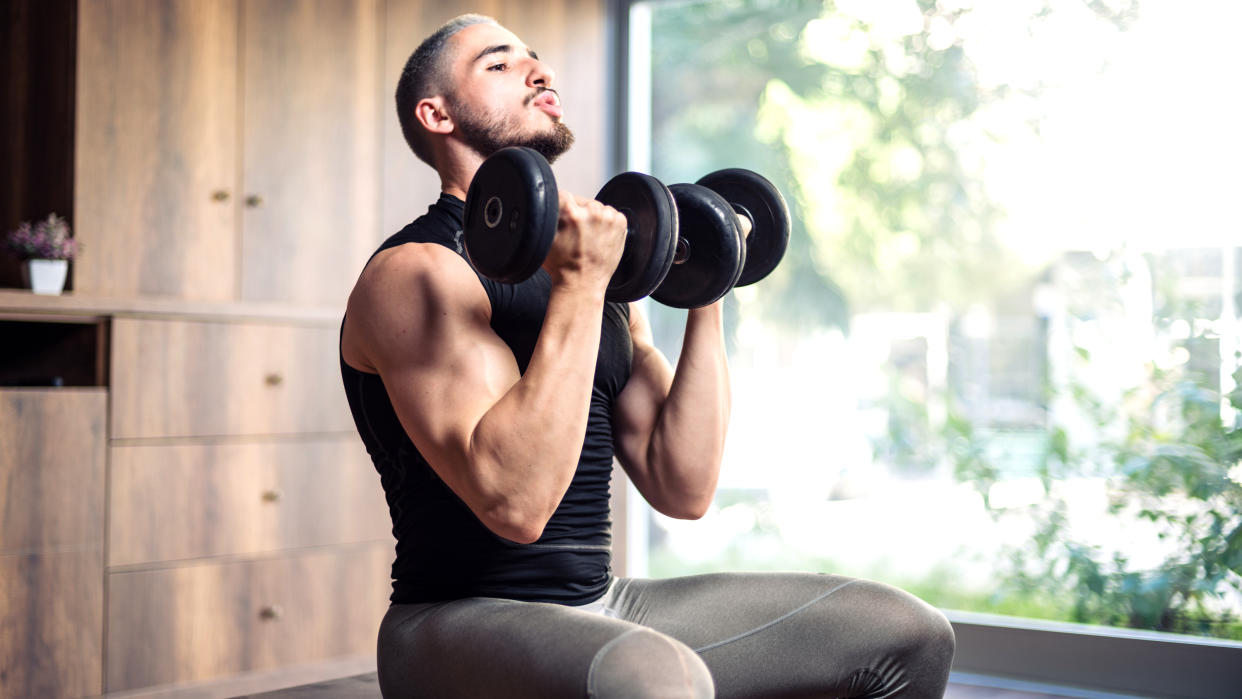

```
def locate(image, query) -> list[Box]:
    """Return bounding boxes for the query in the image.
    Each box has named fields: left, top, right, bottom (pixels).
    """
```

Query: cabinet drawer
left=105, top=545, right=392, bottom=692
left=0, top=389, right=106, bottom=554
left=109, top=438, right=390, bottom=566
left=110, top=317, right=354, bottom=438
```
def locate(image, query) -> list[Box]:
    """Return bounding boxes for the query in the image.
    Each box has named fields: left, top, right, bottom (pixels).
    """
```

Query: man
left=341, top=14, right=954, bottom=698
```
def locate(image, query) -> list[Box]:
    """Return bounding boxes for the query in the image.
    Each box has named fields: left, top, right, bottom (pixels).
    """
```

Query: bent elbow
left=660, top=494, right=712, bottom=521
left=479, top=502, right=550, bottom=544
left=494, top=520, right=546, bottom=545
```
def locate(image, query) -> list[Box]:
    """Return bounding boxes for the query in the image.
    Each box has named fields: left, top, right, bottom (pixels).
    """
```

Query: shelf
left=0, top=289, right=343, bottom=325
left=0, top=317, right=109, bottom=387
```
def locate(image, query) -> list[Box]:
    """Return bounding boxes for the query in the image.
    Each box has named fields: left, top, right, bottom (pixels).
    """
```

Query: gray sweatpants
left=376, top=572, right=955, bottom=698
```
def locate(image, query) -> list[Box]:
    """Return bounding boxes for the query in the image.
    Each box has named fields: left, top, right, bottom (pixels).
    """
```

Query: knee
left=909, top=601, right=956, bottom=668
left=587, top=628, right=714, bottom=699
left=854, top=586, right=948, bottom=670
left=878, top=583, right=956, bottom=676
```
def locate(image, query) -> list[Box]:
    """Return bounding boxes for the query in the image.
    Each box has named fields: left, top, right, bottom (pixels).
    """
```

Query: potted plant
left=4, top=213, right=78, bottom=295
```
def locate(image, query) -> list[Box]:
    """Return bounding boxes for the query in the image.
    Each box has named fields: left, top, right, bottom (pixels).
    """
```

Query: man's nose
left=527, top=58, right=555, bottom=89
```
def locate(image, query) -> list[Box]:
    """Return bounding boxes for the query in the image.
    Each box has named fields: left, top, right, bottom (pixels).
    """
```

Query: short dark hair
left=395, top=14, right=496, bottom=167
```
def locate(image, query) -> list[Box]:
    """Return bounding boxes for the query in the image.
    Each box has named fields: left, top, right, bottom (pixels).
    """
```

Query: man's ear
left=415, top=96, right=453, bottom=135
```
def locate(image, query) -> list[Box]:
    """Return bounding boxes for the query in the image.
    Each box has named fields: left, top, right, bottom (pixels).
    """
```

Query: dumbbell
left=463, top=147, right=789, bottom=308
left=463, top=146, right=678, bottom=303
left=652, top=170, right=790, bottom=308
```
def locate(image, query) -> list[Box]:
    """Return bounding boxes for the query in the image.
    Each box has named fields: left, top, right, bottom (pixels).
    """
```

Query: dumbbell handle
left=733, top=208, right=754, bottom=240
left=670, top=204, right=754, bottom=266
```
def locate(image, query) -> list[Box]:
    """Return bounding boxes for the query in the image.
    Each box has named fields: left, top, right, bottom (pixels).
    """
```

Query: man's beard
left=450, top=91, right=575, bottom=163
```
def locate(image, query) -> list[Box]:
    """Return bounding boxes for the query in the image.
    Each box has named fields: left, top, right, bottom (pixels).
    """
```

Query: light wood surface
left=239, top=0, right=383, bottom=306
left=0, top=548, right=104, bottom=699
left=108, top=437, right=390, bottom=567
left=0, top=388, right=106, bottom=553
left=0, top=289, right=341, bottom=324
left=74, top=0, right=239, bottom=300
left=381, top=0, right=609, bottom=235
left=110, top=317, right=354, bottom=439
left=105, top=545, right=392, bottom=692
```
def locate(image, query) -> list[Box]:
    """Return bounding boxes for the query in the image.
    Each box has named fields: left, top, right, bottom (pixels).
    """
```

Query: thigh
left=608, top=573, right=954, bottom=699
left=377, top=596, right=713, bottom=699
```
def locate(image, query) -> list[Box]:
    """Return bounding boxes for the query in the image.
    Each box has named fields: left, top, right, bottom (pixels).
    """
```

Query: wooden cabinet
left=106, top=545, right=391, bottom=691
left=75, top=0, right=383, bottom=305
left=0, top=389, right=106, bottom=699
left=100, top=311, right=393, bottom=693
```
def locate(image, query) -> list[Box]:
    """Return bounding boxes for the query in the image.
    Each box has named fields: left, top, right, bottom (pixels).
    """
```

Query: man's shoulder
left=353, top=241, right=478, bottom=311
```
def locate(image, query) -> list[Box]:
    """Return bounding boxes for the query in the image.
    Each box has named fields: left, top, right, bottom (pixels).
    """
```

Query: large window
left=625, top=0, right=1242, bottom=650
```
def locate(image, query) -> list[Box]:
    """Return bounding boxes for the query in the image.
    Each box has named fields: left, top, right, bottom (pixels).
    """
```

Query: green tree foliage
left=647, top=0, right=1062, bottom=326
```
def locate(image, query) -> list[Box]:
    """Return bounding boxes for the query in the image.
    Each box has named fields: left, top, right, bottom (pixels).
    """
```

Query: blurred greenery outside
left=634, top=0, right=1242, bottom=639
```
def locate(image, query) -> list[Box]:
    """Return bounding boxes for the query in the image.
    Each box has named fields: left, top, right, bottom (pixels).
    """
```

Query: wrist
left=547, top=274, right=608, bottom=307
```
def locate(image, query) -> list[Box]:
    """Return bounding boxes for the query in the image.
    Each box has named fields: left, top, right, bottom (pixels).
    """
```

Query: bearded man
left=339, top=14, right=955, bottom=699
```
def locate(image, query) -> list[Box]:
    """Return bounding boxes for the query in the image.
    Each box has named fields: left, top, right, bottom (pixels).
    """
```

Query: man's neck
left=436, top=142, right=486, bottom=201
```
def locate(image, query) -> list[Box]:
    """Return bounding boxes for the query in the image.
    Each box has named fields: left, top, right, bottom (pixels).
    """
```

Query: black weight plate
left=463, top=147, right=559, bottom=284
left=597, top=172, right=678, bottom=303
left=652, top=184, right=744, bottom=309
left=696, top=169, right=790, bottom=287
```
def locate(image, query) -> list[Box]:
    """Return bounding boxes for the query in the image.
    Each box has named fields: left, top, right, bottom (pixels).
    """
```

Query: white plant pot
left=26, top=258, right=69, bottom=295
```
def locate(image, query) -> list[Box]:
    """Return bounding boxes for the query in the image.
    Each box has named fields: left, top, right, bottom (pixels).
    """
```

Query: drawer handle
left=259, top=604, right=284, bottom=621
left=261, top=489, right=282, bottom=503
left=246, top=194, right=264, bottom=208
left=264, top=372, right=284, bottom=387
left=211, top=190, right=231, bottom=202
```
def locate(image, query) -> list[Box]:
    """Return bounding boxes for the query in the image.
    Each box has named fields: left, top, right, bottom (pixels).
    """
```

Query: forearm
left=467, top=284, right=604, bottom=541
left=647, top=302, right=731, bottom=512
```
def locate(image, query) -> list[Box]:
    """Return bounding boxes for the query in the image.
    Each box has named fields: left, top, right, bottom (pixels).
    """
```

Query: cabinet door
left=75, top=0, right=239, bottom=300
left=0, top=389, right=106, bottom=553
left=0, top=551, right=104, bottom=699
left=0, top=389, right=106, bottom=699
left=240, top=0, right=382, bottom=306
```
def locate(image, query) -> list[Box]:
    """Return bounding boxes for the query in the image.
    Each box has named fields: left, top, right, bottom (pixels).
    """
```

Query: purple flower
left=4, top=213, right=78, bottom=260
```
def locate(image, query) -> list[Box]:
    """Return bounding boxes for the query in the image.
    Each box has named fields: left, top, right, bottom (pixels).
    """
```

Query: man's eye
left=488, top=63, right=507, bottom=72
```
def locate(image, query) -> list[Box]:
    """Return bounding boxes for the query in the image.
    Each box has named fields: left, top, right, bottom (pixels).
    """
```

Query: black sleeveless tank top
left=340, top=194, right=632, bottom=605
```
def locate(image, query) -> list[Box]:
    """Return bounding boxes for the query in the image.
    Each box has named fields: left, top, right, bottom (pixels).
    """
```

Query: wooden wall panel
left=74, top=0, right=239, bottom=300
left=109, top=438, right=390, bottom=567
left=382, top=0, right=609, bottom=236
left=106, top=546, right=392, bottom=691
left=240, top=0, right=383, bottom=306
left=0, top=388, right=106, bottom=553
left=110, top=317, right=354, bottom=439
left=0, top=549, right=104, bottom=699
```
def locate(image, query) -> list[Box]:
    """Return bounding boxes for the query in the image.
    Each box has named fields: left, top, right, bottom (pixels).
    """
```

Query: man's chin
left=519, top=122, right=575, bottom=164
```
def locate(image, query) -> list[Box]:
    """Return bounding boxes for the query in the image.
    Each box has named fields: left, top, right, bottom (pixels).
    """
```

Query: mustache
left=524, top=87, right=559, bottom=106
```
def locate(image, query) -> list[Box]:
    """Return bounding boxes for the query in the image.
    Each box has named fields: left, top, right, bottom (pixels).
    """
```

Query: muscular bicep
left=612, top=302, right=674, bottom=487
left=347, top=244, right=519, bottom=494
